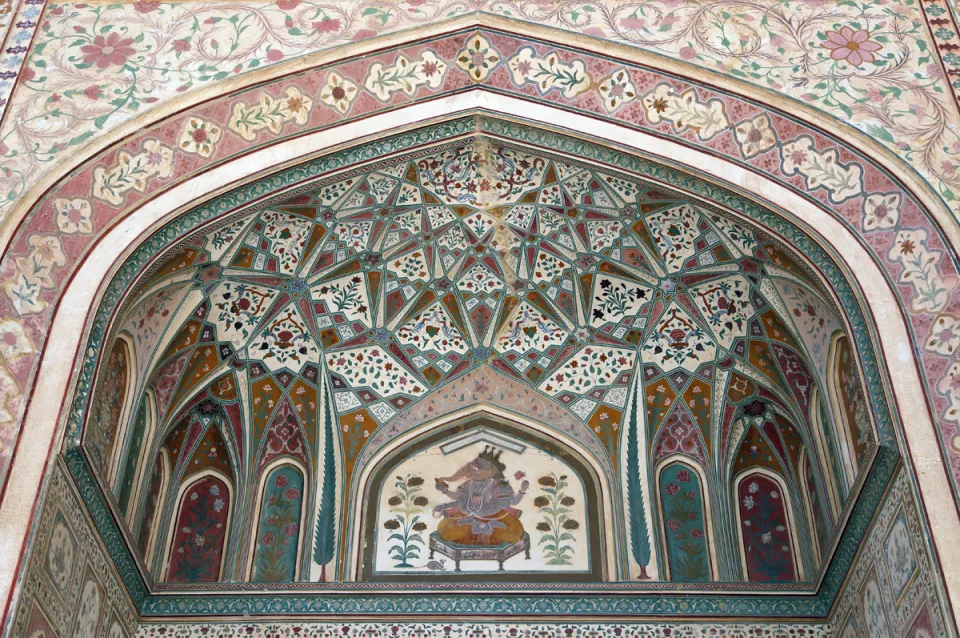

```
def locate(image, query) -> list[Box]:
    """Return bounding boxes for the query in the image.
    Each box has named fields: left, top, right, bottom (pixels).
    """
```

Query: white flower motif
left=213, top=498, right=224, bottom=512
left=761, top=532, right=773, bottom=544
left=775, top=525, right=786, bottom=532
left=748, top=482, right=759, bottom=494
left=178, top=116, right=222, bottom=158
left=456, top=33, right=501, bottom=82
left=734, top=113, right=778, bottom=159
left=770, top=490, right=779, bottom=499
left=743, top=495, right=755, bottom=510
left=209, top=484, right=220, bottom=496
left=190, top=492, right=199, bottom=501
left=54, top=198, right=94, bottom=234
left=925, top=314, right=960, bottom=355
left=862, top=192, right=901, bottom=231
left=597, top=68, right=637, bottom=113
left=319, top=72, right=359, bottom=115
left=0, top=320, right=32, bottom=363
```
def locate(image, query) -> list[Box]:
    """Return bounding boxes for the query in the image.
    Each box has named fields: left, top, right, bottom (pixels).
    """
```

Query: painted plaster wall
left=1, top=0, right=960, bottom=524
left=6, top=459, right=137, bottom=638
left=4, top=459, right=943, bottom=636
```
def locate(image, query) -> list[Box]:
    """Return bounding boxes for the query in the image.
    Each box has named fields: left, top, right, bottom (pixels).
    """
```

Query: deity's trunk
left=439, top=465, right=470, bottom=483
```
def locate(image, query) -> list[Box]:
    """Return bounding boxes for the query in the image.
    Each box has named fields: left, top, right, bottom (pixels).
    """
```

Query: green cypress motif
left=313, top=385, right=336, bottom=581
left=627, top=380, right=652, bottom=579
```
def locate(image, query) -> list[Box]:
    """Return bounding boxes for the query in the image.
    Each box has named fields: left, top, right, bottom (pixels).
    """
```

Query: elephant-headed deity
left=433, top=447, right=529, bottom=546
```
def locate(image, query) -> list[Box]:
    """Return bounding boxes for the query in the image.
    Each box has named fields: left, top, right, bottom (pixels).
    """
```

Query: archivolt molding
left=1, top=17, right=959, bottom=621
left=8, top=102, right=935, bottom=608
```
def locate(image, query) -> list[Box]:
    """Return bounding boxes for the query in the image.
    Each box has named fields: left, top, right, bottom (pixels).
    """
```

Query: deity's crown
left=479, top=445, right=507, bottom=476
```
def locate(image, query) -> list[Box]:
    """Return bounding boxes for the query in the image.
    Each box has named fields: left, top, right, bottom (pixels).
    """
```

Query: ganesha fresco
left=433, top=446, right=529, bottom=546
left=364, top=423, right=597, bottom=579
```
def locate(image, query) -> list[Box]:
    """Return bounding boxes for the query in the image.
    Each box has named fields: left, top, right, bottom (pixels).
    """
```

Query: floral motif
left=733, top=114, right=778, bottom=159
left=318, top=72, right=359, bottom=115
left=641, top=83, right=729, bottom=141
left=4, top=235, right=68, bottom=315
left=178, top=117, right=223, bottom=158
left=167, top=476, right=230, bottom=583
left=0, top=319, right=33, bottom=365
left=861, top=193, right=901, bottom=231
left=79, top=32, right=137, bottom=70
left=383, top=474, right=429, bottom=568
left=54, top=198, right=94, bottom=235
left=92, top=139, right=175, bottom=206
left=364, top=51, right=448, bottom=102
left=507, top=46, right=591, bottom=98
left=924, top=314, right=960, bottom=356
left=883, top=511, right=917, bottom=601
left=456, top=33, right=501, bottom=82
left=252, top=466, right=303, bottom=582
left=45, top=513, right=77, bottom=593
left=822, top=27, right=883, bottom=67
left=780, top=135, right=863, bottom=204
left=228, top=87, right=313, bottom=141
left=597, top=69, right=637, bottom=113
left=73, top=578, right=102, bottom=637
left=888, top=229, right=957, bottom=313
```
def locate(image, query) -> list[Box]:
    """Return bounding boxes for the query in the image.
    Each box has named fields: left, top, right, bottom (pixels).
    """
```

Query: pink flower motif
left=691, top=528, right=704, bottom=539
left=261, top=532, right=276, bottom=546
left=676, top=469, right=690, bottom=483
left=275, top=474, right=288, bottom=488
left=133, top=0, right=161, bottom=13
left=665, top=483, right=680, bottom=495
left=83, top=85, right=102, bottom=100
left=284, top=488, right=300, bottom=500
left=679, top=46, right=696, bottom=61
left=173, top=39, right=191, bottom=53
left=822, top=26, right=882, bottom=66
left=284, top=523, right=298, bottom=537
left=619, top=16, right=645, bottom=30
left=314, top=18, right=341, bottom=33
left=80, top=32, right=137, bottom=69
left=667, top=519, right=681, bottom=531
left=353, top=29, right=377, bottom=41
left=276, top=0, right=300, bottom=9
left=514, top=471, right=526, bottom=480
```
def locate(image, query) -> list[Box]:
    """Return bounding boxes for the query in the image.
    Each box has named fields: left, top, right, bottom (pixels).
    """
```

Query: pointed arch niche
left=355, top=411, right=608, bottom=583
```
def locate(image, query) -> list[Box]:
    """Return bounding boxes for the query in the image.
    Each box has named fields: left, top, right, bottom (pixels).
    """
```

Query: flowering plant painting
left=659, top=463, right=709, bottom=582
left=534, top=473, right=580, bottom=565
left=252, top=466, right=304, bottom=583
left=384, top=474, right=429, bottom=568
left=738, top=475, right=795, bottom=582
left=168, top=476, right=229, bottom=583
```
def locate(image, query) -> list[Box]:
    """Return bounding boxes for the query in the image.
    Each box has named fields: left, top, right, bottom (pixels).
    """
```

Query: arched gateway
left=0, top=17, right=955, bottom=638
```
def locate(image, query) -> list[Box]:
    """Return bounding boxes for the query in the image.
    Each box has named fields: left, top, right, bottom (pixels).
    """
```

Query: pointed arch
left=160, top=469, right=233, bottom=583
left=826, top=334, right=873, bottom=485
left=798, top=446, right=829, bottom=567
left=245, top=458, right=308, bottom=583
left=84, top=336, right=135, bottom=479
left=116, top=389, right=157, bottom=523
left=136, top=446, right=170, bottom=572
left=654, top=455, right=717, bottom=582
left=733, top=468, right=803, bottom=582
left=808, top=385, right=844, bottom=518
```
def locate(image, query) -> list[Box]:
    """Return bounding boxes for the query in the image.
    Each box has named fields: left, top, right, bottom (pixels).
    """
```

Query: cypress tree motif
left=627, top=380, right=652, bottom=579
left=313, top=384, right=336, bottom=582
